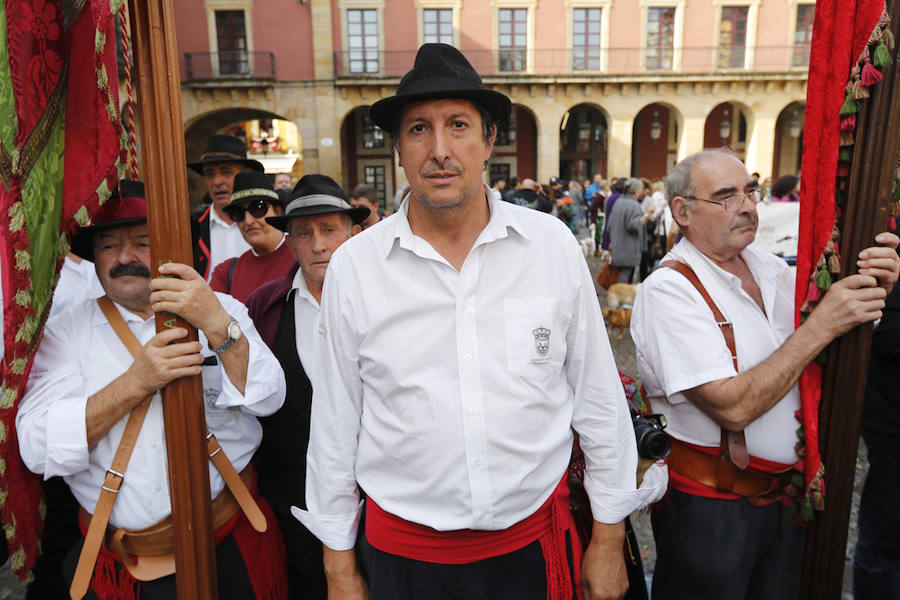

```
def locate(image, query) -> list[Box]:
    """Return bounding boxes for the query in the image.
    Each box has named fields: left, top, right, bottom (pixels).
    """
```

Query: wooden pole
left=127, top=1, right=218, bottom=598
left=800, top=3, right=900, bottom=597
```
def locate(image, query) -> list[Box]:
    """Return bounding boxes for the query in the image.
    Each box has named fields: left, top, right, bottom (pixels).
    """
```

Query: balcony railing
left=334, top=46, right=811, bottom=78
left=183, top=51, right=275, bottom=81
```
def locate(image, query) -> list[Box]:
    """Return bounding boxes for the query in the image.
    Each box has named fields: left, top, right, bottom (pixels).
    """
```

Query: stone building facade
left=174, top=0, right=813, bottom=209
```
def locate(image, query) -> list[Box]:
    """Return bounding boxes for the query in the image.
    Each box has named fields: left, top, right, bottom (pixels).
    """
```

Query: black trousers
left=270, top=504, right=327, bottom=600
left=62, top=534, right=256, bottom=599
left=651, top=489, right=804, bottom=600
left=357, top=533, right=578, bottom=600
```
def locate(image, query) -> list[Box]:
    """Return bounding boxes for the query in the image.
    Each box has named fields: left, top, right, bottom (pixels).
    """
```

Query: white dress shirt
left=293, top=190, right=660, bottom=551
left=208, top=207, right=252, bottom=280
left=289, top=267, right=320, bottom=382
left=631, top=238, right=799, bottom=464
left=17, top=293, right=286, bottom=530
left=49, top=255, right=104, bottom=319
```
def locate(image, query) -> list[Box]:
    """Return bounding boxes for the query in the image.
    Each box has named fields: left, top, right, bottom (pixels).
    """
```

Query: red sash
left=366, top=475, right=583, bottom=600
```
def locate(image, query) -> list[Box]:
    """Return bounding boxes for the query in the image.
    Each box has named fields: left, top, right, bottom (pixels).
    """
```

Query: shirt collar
left=288, top=266, right=320, bottom=309
left=209, top=205, right=235, bottom=228
left=382, top=184, right=530, bottom=260
left=90, top=297, right=154, bottom=328
left=671, top=237, right=779, bottom=292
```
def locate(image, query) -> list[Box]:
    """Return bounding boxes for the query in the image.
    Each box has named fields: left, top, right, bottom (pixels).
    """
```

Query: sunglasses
left=226, top=199, right=270, bottom=222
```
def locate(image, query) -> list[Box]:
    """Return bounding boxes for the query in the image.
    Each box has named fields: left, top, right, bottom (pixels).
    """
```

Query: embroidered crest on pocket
left=532, top=326, right=551, bottom=363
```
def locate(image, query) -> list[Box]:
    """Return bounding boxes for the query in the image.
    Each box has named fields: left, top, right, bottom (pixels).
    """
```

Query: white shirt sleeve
left=564, top=237, right=652, bottom=521
left=211, top=293, right=285, bottom=417
left=291, top=257, right=365, bottom=551
left=631, top=271, right=737, bottom=399
left=17, top=315, right=91, bottom=479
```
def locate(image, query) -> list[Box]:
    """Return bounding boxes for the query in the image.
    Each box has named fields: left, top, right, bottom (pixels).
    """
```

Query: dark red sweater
left=210, top=242, right=295, bottom=304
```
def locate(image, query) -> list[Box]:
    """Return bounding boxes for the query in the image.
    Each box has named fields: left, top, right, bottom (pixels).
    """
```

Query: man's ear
left=670, top=197, right=692, bottom=230
left=350, top=224, right=363, bottom=237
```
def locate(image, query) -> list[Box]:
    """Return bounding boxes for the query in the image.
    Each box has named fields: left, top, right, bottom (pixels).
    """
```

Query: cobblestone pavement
left=0, top=234, right=869, bottom=598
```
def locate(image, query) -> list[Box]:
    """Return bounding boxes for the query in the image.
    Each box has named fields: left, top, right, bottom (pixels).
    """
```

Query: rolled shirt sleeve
left=17, top=314, right=91, bottom=479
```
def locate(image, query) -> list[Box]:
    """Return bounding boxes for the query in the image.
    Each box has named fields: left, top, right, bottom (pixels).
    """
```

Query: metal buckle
left=102, top=468, right=125, bottom=494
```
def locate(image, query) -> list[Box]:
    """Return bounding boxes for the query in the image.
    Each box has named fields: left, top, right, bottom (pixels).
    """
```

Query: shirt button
left=464, top=353, right=473, bottom=361
left=473, top=458, right=481, bottom=466
left=151, top=443, right=158, bottom=450
left=470, top=407, right=478, bottom=414
left=155, top=485, right=162, bottom=492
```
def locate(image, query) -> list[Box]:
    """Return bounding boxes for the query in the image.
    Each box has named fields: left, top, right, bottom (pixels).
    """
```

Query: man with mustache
left=630, top=149, right=900, bottom=599
left=189, top=134, right=266, bottom=280
left=293, top=44, right=664, bottom=600
left=16, top=180, right=288, bottom=599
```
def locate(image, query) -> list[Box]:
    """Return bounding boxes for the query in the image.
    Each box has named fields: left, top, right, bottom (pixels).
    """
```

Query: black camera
left=632, top=413, right=671, bottom=461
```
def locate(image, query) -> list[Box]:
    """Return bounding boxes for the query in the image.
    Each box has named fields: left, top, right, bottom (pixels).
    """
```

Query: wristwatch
left=210, top=317, right=242, bottom=355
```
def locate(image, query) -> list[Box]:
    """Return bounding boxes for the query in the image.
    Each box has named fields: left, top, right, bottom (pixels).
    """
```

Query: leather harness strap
left=71, top=297, right=152, bottom=600
left=70, top=296, right=266, bottom=600
left=657, top=261, right=751, bottom=474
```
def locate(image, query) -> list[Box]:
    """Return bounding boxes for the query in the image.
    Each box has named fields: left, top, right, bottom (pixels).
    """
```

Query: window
left=498, top=8, right=527, bottom=72
left=364, top=165, right=387, bottom=210
left=717, top=6, right=749, bottom=69
left=423, top=9, right=453, bottom=45
left=792, top=4, right=815, bottom=67
left=347, top=9, right=379, bottom=74
left=215, top=10, right=249, bottom=75
left=573, top=8, right=602, bottom=71
left=646, top=7, right=675, bottom=71
left=362, top=114, right=384, bottom=149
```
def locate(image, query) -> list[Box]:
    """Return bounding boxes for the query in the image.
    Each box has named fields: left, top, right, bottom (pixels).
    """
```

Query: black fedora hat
left=267, top=174, right=369, bottom=231
left=70, top=180, right=147, bottom=261
left=368, top=44, right=511, bottom=132
left=187, top=134, right=264, bottom=174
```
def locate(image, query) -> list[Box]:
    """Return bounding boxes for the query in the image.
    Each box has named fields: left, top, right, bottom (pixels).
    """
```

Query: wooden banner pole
left=127, top=1, right=218, bottom=597
left=800, top=2, right=900, bottom=597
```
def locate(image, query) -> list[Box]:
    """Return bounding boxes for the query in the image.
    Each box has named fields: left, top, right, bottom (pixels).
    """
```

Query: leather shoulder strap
left=71, top=296, right=152, bottom=600
left=657, top=260, right=737, bottom=371
left=656, top=261, right=749, bottom=472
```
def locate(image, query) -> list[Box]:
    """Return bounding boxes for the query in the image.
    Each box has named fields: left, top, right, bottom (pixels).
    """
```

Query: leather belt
left=80, top=466, right=254, bottom=559
left=667, top=438, right=789, bottom=506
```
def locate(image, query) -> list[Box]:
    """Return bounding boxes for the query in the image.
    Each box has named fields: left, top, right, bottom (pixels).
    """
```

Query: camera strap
left=657, top=260, right=750, bottom=471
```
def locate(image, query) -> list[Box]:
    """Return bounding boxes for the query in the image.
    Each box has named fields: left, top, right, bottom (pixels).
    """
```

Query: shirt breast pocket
left=503, top=298, right=567, bottom=379
left=201, top=360, right=233, bottom=427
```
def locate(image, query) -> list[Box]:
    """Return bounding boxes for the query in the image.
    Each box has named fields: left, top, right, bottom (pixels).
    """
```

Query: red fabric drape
left=796, top=0, right=885, bottom=494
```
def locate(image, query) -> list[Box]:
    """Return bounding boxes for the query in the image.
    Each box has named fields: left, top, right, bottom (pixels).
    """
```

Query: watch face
left=227, top=319, right=242, bottom=341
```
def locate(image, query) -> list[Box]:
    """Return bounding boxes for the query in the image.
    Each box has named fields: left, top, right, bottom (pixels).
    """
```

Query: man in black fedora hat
left=245, top=174, right=367, bottom=600
left=17, top=180, right=289, bottom=599
left=189, top=133, right=266, bottom=281
left=209, top=171, right=294, bottom=303
left=294, top=44, right=660, bottom=600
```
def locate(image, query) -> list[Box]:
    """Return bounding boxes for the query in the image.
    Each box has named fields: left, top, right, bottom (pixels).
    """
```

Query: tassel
left=861, top=59, right=883, bottom=85
left=890, top=215, right=897, bottom=231
left=873, top=40, right=892, bottom=68
left=885, top=28, right=895, bottom=51
left=839, top=89, right=859, bottom=115
left=839, top=133, right=854, bottom=150
left=824, top=240, right=835, bottom=254
left=805, top=283, right=821, bottom=303
left=840, top=114, right=856, bottom=131
left=815, top=267, right=832, bottom=291
left=892, top=179, right=900, bottom=203
left=828, top=253, right=841, bottom=275
left=838, top=147, right=851, bottom=162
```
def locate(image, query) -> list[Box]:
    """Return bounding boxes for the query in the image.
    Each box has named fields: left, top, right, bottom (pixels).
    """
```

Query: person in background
left=607, top=178, right=649, bottom=283
left=349, top=183, right=384, bottom=229
left=189, top=134, right=264, bottom=279
left=210, top=171, right=294, bottom=303
left=491, top=177, right=507, bottom=199
left=770, top=174, right=801, bottom=202
left=247, top=174, right=368, bottom=600
left=274, top=173, right=293, bottom=191
left=601, top=178, right=626, bottom=251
